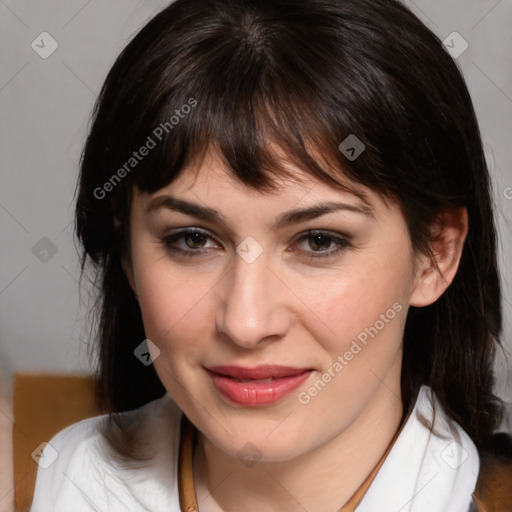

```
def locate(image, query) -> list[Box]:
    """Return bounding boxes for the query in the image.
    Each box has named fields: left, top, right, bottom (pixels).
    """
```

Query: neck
left=193, top=382, right=404, bottom=512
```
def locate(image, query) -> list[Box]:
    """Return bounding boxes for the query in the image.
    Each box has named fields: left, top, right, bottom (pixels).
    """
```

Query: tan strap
left=177, top=415, right=199, bottom=512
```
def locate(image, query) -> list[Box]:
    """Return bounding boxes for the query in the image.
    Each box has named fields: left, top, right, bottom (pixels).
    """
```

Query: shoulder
left=30, top=393, right=184, bottom=512
left=423, top=388, right=512, bottom=512
left=357, top=386, right=482, bottom=511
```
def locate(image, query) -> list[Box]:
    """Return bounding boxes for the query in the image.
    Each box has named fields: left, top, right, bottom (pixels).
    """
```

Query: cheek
left=297, top=244, right=413, bottom=359
left=134, top=255, right=217, bottom=355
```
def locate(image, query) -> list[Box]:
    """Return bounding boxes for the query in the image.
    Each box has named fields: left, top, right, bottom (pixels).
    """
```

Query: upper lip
left=206, top=365, right=312, bottom=379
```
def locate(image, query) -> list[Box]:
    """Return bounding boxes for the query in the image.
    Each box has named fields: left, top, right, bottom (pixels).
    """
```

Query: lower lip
left=207, top=370, right=313, bottom=406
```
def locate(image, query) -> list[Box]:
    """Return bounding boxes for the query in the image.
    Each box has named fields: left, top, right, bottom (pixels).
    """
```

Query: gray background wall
left=1, top=0, right=511, bottom=429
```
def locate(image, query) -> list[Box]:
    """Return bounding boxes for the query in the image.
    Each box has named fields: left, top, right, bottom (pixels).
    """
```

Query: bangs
left=96, top=0, right=404, bottom=209
left=134, top=72, right=361, bottom=197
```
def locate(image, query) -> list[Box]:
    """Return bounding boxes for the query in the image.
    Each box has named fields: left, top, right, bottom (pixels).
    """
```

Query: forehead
left=136, top=146, right=378, bottom=211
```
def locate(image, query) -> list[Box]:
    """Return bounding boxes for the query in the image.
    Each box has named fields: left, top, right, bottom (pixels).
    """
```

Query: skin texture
left=123, top=148, right=468, bottom=511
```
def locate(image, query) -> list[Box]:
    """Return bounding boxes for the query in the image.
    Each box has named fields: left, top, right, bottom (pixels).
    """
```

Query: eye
left=160, top=228, right=351, bottom=260
left=161, top=228, right=219, bottom=256
left=292, top=230, right=351, bottom=259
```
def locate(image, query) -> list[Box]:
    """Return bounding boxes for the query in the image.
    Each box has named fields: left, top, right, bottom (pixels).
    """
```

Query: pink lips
left=206, top=365, right=313, bottom=406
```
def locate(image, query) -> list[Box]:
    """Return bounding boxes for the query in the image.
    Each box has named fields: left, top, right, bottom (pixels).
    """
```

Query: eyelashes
left=160, top=227, right=351, bottom=261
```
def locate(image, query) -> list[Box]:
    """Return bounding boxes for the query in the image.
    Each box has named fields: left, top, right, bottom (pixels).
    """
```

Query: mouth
left=205, top=365, right=314, bottom=406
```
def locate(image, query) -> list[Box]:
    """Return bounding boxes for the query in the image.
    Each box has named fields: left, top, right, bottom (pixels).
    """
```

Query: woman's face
left=125, top=148, right=423, bottom=461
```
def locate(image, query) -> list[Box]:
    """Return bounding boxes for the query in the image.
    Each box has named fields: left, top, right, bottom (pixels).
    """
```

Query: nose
left=215, top=252, right=290, bottom=349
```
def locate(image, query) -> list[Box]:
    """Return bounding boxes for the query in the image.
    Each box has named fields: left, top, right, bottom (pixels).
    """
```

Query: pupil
left=311, top=235, right=330, bottom=251
left=187, top=232, right=204, bottom=248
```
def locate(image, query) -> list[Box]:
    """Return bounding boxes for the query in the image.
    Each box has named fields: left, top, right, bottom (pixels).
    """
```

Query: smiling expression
left=123, top=148, right=422, bottom=461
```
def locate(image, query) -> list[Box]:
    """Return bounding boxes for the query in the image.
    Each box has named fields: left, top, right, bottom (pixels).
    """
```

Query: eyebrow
left=146, top=194, right=374, bottom=229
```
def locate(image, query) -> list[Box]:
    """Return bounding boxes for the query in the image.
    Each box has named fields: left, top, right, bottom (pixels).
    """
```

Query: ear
left=409, top=207, right=468, bottom=307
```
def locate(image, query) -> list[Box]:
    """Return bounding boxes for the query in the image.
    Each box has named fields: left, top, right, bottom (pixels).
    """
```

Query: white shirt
left=29, top=386, right=479, bottom=512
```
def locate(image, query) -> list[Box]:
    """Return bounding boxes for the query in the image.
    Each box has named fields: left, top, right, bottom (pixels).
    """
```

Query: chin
left=202, top=417, right=315, bottom=463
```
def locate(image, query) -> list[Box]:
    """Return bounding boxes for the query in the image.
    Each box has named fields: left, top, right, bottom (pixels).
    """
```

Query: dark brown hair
left=75, top=0, right=506, bottom=455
